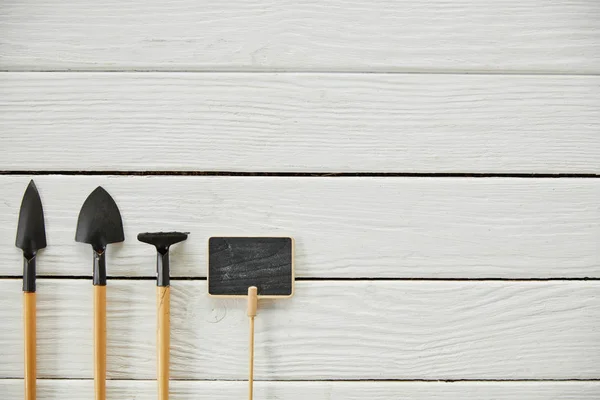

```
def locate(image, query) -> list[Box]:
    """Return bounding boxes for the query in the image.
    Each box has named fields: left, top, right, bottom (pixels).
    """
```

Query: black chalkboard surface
left=208, top=237, right=294, bottom=297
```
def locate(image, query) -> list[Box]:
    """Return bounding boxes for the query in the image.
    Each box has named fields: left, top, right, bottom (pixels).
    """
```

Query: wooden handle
left=157, top=286, right=170, bottom=400
left=23, top=292, right=36, bottom=400
left=247, top=287, right=258, bottom=400
left=94, top=285, right=107, bottom=400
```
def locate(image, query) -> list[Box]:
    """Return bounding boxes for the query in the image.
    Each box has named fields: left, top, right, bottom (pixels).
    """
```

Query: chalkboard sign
left=208, top=237, right=294, bottom=297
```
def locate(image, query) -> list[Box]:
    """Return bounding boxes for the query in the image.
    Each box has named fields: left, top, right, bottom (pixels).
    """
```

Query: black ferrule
left=157, top=251, right=170, bottom=287
left=93, top=250, right=107, bottom=286
left=22, top=255, right=36, bottom=292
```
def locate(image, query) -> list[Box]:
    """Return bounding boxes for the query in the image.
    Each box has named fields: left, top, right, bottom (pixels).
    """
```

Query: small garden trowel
left=75, top=186, right=124, bottom=400
left=15, top=180, right=47, bottom=400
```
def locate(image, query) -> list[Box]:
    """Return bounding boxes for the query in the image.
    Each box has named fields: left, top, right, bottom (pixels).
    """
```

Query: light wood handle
left=157, top=286, right=170, bottom=400
left=94, top=285, right=107, bottom=400
left=247, top=287, right=258, bottom=400
left=23, top=292, right=36, bottom=400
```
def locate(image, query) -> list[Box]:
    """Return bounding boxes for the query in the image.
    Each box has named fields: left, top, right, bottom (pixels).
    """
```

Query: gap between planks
left=1, top=378, right=600, bottom=382
left=2, top=70, right=600, bottom=75
left=0, top=276, right=599, bottom=282
left=1, top=171, right=600, bottom=178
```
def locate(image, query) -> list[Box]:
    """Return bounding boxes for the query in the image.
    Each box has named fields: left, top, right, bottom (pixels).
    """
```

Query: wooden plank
left=0, top=280, right=598, bottom=379
left=2, top=380, right=600, bottom=400
left=1, top=1, right=599, bottom=72
left=1, top=73, right=599, bottom=173
left=1, top=176, right=599, bottom=278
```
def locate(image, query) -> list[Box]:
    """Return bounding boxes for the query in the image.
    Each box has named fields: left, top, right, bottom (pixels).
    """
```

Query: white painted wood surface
left=2, top=380, right=600, bottom=400
left=1, top=1, right=599, bottom=397
left=1, top=1, right=599, bottom=72
left=1, top=176, right=598, bottom=278
left=1, top=73, right=599, bottom=173
left=1, top=280, right=599, bottom=380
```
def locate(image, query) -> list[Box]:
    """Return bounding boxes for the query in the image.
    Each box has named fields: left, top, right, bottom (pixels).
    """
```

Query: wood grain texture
left=1, top=1, right=599, bottom=72
left=0, top=279, right=599, bottom=380
left=23, top=292, right=36, bottom=400
left=1, top=176, right=599, bottom=278
left=1, top=73, right=599, bottom=173
left=2, top=380, right=600, bottom=400
left=157, top=286, right=170, bottom=400
left=248, top=287, right=257, bottom=400
left=93, top=285, right=107, bottom=400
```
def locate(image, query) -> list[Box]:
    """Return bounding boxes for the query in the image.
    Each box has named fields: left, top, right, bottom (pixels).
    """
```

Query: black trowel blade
left=75, top=186, right=124, bottom=250
left=16, top=180, right=47, bottom=256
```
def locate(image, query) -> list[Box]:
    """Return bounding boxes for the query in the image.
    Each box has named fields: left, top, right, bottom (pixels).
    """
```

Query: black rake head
left=138, top=231, right=189, bottom=254
left=138, top=232, right=189, bottom=287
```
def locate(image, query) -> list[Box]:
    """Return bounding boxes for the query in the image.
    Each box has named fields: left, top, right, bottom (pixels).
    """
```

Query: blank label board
left=208, top=237, right=294, bottom=297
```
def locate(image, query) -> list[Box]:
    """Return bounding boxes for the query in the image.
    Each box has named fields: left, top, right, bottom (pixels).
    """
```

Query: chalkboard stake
left=208, top=237, right=294, bottom=400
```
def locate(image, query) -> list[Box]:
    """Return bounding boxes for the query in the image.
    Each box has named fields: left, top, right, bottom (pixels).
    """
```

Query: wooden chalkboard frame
left=207, top=236, right=295, bottom=299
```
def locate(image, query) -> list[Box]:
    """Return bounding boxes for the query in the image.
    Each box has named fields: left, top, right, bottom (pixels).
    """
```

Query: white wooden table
left=1, top=1, right=599, bottom=398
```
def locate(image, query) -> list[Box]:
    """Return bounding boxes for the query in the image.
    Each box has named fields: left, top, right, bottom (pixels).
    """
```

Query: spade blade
left=75, top=186, right=124, bottom=251
left=16, top=180, right=47, bottom=257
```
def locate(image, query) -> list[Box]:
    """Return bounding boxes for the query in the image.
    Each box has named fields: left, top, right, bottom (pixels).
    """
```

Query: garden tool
left=16, top=180, right=47, bottom=400
left=138, top=231, right=189, bottom=400
left=75, top=186, right=124, bottom=400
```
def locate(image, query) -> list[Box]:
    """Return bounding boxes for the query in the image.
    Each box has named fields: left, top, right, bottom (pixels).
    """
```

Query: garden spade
left=138, top=231, right=189, bottom=400
left=16, top=180, right=47, bottom=400
left=75, top=186, right=124, bottom=400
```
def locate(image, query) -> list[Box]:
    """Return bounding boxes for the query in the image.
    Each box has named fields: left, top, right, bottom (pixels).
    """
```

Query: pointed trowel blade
left=16, top=180, right=47, bottom=257
left=75, top=186, right=124, bottom=251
